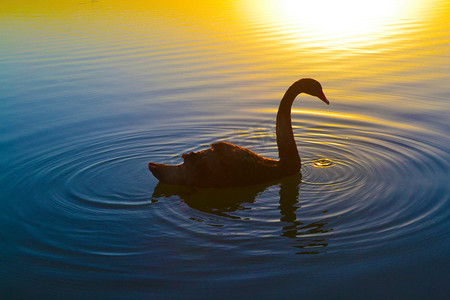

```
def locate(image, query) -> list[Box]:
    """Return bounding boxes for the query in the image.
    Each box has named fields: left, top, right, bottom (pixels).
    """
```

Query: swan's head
left=300, top=78, right=329, bottom=105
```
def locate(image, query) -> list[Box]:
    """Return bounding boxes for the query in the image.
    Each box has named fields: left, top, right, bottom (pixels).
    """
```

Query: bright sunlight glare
left=248, top=0, right=421, bottom=43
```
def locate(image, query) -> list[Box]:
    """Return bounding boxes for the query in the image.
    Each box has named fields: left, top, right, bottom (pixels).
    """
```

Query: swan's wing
left=181, top=142, right=259, bottom=163
left=181, top=142, right=277, bottom=187
left=211, top=142, right=267, bottom=162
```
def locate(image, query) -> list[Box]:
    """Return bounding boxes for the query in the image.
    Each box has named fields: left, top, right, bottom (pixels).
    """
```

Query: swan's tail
left=148, top=162, right=164, bottom=180
left=148, top=162, right=186, bottom=185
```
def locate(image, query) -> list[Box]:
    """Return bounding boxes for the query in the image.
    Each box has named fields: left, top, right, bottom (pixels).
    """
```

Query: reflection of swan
left=152, top=174, right=330, bottom=254
left=278, top=175, right=329, bottom=254
left=149, top=78, right=329, bottom=187
left=152, top=180, right=267, bottom=219
left=152, top=175, right=302, bottom=219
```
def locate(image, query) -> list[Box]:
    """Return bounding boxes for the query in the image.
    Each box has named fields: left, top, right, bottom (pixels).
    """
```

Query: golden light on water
left=313, top=158, right=334, bottom=168
left=273, top=0, right=412, bottom=35
left=254, top=109, right=422, bottom=132
left=241, top=0, right=426, bottom=49
left=3, top=1, right=441, bottom=50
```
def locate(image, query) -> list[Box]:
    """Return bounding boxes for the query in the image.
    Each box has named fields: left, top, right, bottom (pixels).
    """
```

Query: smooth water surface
left=1, top=1, right=449, bottom=298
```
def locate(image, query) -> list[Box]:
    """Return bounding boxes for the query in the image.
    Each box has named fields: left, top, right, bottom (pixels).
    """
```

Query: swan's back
left=149, top=142, right=279, bottom=187
left=183, top=142, right=279, bottom=187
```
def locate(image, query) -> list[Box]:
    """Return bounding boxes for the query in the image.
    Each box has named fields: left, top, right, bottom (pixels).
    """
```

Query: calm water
left=1, top=0, right=449, bottom=298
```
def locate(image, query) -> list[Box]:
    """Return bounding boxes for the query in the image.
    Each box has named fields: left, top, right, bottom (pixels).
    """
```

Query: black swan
left=148, top=78, right=329, bottom=187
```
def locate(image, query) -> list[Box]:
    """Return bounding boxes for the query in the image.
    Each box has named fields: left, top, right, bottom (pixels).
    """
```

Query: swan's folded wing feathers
left=211, top=142, right=264, bottom=161
left=180, top=142, right=278, bottom=187
left=181, top=148, right=212, bottom=163
left=210, top=142, right=239, bottom=152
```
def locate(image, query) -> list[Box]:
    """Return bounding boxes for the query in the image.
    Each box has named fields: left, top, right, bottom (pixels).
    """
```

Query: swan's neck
left=276, top=82, right=302, bottom=170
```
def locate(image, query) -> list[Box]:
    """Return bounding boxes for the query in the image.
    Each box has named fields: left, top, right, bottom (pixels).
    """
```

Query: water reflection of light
left=254, top=108, right=420, bottom=131
left=313, top=158, right=334, bottom=168
left=242, top=0, right=423, bottom=49
left=276, top=0, right=412, bottom=36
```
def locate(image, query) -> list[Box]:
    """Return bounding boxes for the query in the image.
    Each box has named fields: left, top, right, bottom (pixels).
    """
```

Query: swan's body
left=149, top=78, right=329, bottom=187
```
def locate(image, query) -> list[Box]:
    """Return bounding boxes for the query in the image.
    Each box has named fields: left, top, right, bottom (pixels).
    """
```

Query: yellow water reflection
left=255, top=108, right=422, bottom=132
left=3, top=0, right=444, bottom=49
left=2, top=0, right=447, bottom=105
left=239, top=0, right=435, bottom=50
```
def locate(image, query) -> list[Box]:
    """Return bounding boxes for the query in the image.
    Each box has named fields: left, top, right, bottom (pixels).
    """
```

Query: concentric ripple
left=0, top=110, right=448, bottom=297
left=0, top=128, right=170, bottom=276
left=1, top=108, right=448, bottom=280
left=150, top=111, right=449, bottom=258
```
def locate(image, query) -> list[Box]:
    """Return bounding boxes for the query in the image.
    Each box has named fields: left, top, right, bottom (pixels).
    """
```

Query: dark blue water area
left=1, top=82, right=449, bottom=299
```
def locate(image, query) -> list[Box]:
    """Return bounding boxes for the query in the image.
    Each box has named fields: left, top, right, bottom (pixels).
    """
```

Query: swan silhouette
left=148, top=78, right=329, bottom=187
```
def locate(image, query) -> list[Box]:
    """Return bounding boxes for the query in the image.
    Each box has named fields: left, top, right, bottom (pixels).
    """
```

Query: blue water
left=1, top=1, right=449, bottom=299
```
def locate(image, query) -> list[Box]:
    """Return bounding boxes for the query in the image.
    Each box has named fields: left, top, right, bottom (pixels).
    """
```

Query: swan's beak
left=318, top=90, right=329, bottom=105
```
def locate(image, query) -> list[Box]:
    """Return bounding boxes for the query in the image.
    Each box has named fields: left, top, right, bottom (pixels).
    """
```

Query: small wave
left=149, top=111, right=449, bottom=257
left=0, top=109, right=447, bottom=281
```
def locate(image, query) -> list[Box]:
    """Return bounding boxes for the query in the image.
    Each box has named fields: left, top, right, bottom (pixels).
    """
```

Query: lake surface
left=1, top=0, right=449, bottom=298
